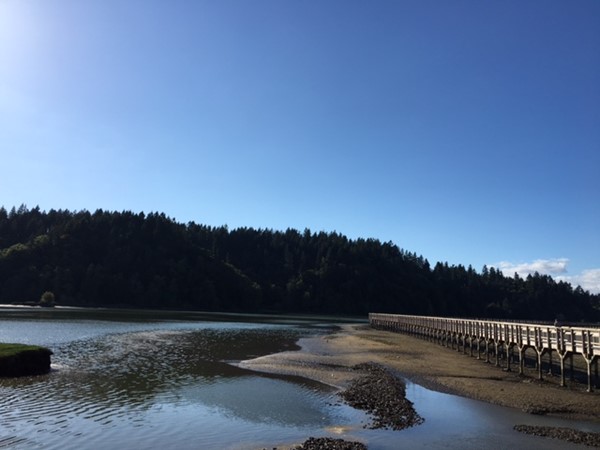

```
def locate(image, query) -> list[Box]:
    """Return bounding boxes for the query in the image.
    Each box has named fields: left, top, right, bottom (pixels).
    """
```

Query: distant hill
left=1, top=205, right=598, bottom=322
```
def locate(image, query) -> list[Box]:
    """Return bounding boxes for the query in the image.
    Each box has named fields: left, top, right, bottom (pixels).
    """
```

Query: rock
left=0, top=346, right=53, bottom=377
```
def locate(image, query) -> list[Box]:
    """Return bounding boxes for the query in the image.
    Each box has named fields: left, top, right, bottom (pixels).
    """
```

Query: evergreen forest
left=1, top=206, right=598, bottom=322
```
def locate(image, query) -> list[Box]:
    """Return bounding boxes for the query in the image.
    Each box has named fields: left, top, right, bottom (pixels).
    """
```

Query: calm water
left=1, top=308, right=600, bottom=449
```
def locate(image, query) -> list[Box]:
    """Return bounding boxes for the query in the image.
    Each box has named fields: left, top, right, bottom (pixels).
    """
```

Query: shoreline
left=238, top=324, right=600, bottom=424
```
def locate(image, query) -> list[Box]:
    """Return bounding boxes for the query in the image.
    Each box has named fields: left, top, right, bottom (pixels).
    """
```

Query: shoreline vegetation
left=0, top=343, right=53, bottom=377
left=241, top=324, right=600, bottom=449
left=1, top=206, right=598, bottom=321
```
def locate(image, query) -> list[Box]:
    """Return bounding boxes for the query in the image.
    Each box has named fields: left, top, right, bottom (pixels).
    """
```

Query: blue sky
left=1, top=0, right=599, bottom=293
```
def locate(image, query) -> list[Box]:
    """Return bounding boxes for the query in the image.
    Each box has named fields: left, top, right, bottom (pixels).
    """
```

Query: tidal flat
left=1, top=308, right=600, bottom=449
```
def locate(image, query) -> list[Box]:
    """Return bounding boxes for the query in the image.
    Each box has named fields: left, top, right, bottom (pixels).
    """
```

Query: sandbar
left=238, top=324, right=600, bottom=423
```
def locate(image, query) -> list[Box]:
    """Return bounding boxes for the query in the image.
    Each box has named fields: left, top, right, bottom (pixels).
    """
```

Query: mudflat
left=238, top=324, right=600, bottom=423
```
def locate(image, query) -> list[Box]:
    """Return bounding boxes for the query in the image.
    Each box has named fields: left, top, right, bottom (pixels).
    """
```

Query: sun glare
left=0, top=1, right=42, bottom=61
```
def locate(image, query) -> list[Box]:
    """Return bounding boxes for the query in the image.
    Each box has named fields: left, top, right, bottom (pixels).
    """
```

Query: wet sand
left=238, top=324, right=600, bottom=424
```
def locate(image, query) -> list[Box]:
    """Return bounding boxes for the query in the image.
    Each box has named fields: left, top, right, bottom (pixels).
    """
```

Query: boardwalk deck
left=369, top=313, right=600, bottom=392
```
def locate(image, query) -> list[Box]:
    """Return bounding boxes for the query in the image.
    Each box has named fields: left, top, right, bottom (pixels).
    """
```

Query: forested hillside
left=1, top=206, right=598, bottom=321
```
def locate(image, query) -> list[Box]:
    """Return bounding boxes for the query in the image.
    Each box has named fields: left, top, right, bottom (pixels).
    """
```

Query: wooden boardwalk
left=369, top=313, right=600, bottom=392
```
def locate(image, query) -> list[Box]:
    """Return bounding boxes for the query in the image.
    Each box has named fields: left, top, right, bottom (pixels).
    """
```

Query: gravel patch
left=262, top=437, right=367, bottom=450
left=339, top=362, right=424, bottom=430
left=293, top=437, right=367, bottom=450
left=514, top=425, right=600, bottom=447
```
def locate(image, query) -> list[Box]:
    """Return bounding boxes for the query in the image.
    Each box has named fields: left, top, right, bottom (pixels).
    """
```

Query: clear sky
left=1, top=0, right=599, bottom=293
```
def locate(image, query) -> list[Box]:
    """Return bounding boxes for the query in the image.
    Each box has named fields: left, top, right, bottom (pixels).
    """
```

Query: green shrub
left=39, top=291, right=56, bottom=307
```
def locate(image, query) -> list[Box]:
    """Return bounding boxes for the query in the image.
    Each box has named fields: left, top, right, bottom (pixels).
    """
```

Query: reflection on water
left=176, top=376, right=337, bottom=427
left=1, top=308, right=600, bottom=449
left=0, top=309, right=362, bottom=450
left=358, top=380, right=600, bottom=450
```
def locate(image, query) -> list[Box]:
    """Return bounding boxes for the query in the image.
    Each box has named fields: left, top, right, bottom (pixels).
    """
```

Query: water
left=1, top=308, right=600, bottom=449
left=362, top=382, right=600, bottom=449
left=0, top=308, right=367, bottom=449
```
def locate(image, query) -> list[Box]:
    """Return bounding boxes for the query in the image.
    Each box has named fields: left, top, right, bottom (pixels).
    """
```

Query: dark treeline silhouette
left=1, top=205, right=598, bottom=321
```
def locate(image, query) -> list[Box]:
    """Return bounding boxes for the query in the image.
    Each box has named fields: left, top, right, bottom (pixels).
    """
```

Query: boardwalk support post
left=368, top=313, right=600, bottom=393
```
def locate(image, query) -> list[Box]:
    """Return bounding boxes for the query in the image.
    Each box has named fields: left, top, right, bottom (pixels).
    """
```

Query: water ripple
left=0, top=324, right=339, bottom=449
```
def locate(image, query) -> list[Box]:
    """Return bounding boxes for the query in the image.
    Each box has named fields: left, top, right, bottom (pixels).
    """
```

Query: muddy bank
left=242, top=324, right=600, bottom=449
left=238, top=324, right=600, bottom=423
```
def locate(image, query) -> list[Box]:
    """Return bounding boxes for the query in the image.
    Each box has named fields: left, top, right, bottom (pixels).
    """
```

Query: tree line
left=0, top=205, right=598, bottom=322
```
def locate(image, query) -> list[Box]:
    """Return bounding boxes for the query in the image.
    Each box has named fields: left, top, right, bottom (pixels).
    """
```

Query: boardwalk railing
left=369, top=313, right=600, bottom=392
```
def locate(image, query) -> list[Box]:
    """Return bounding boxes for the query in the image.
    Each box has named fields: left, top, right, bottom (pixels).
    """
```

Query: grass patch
left=0, top=343, right=53, bottom=377
left=0, top=343, right=49, bottom=358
